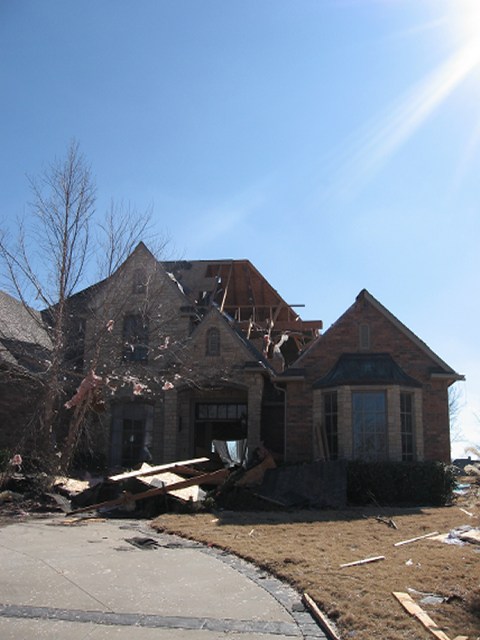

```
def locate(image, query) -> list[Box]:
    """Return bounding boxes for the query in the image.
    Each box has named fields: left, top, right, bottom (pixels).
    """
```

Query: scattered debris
left=393, top=591, right=468, bottom=640
left=0, top=490, right=24, bottom=504
left=432, top=526, right=480, bottom=546
left=302, top=592, right=342, bottom=640
left=365, top=514, right=398, bottom=529
left=463, top=464, right=480, bottom=477
left=236, top=451, right=276, bottom=487
left=393, top=531, right=439, bottom=547
left=125, top=536, right=160, bottom=550
left=340, top=555, right=385, bottom=568
left=68, top=468, right=229, bottom=516
left=108, top=457, right=210, bottom=482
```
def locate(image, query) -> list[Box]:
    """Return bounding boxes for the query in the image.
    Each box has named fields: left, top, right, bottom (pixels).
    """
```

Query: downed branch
left=340, top=555, right=385, bottom=568
left=394, top=531, right=439, bottom=547
left=302, top=592, right=341, bottom=640
left=364, top=514, right=398, bottom=529
left=393, top=591, right=468, bottom=640
left=376, top=515, right=397, bottom=529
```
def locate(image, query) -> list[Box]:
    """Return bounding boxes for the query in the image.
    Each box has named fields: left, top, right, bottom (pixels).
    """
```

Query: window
left=323, top=391, right=338, bottom=459
left=196, top=403, right=247, bottom=420
left=122, top=314, right=149, bottom=362
left=133, top=268, right=147, bottom=294
left=206, top=327, right=220, bottom=356
left=400, top=392, right=415, bottom=461
left=352, top=391, right=387, bottom=460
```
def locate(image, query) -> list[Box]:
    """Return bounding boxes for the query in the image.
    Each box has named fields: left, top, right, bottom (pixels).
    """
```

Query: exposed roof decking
left=163, top=259, right=322, bottom=337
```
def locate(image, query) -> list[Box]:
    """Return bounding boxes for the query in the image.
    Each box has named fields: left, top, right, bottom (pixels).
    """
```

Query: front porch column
left=163, top=388, right=178, bottom=462
left=247, top=374, right=264, bottom=454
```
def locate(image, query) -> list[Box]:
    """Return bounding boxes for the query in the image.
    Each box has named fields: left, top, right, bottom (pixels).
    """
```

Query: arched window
left=206, top=327, right=220, bottom=356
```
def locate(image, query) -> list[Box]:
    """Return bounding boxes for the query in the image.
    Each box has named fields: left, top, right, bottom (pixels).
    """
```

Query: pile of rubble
left=0, top=449, right=348, bottom=520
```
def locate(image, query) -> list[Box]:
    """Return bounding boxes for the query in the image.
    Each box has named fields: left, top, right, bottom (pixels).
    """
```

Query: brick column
left=247, top=374, right=264, bottom=454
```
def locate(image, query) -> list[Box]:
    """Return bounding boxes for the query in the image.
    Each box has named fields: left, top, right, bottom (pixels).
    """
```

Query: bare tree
left=0, top=141, right=95, bottom=469
left=0, top=141, right=162, bottom=473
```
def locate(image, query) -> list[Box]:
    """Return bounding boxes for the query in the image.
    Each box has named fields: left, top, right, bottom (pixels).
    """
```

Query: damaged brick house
left=1, top=242, right=463, bottom=469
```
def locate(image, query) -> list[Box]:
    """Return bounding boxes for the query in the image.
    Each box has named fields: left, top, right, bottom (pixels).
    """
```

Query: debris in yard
left=393, top=531, right=439, bottom=547
left=302, top=592, right=342, bottom=640
left=463, top=464, right=480, bottom=477
left=108, top=457, right=210, bottom=482
left=138, top=470, right=206, bottom=503
left=459, top=508, right=473, bottom=517
left=453, top=483, right=471, bottom=496
left=340, top=555, right=385, bottom=568
left=365, top=514, right=398, bottom=529
left=0, top=490, right=24, bottom=504
left=393, top=591, right=468, bottom=640
left=125, top=536, right=160, bottom=549
left=433, top=526, right=480, bottom=546
left=235, top=450, right=276, bottom=487
left=68, top=468, right=228, bottom=515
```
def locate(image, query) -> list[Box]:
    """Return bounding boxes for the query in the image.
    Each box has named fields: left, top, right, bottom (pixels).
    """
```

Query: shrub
left=347, top=460, right=456, bottom=506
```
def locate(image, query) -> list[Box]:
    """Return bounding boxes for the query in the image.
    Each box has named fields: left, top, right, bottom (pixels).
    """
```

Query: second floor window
left=123, top=314, right=149, bottom=362
left=206, top=327, right=220, bottom=356
left=133, top=268, right=147, bottom=294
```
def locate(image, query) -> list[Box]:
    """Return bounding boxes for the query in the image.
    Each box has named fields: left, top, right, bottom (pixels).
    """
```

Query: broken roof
left=163, top=258, right=322, bottom=336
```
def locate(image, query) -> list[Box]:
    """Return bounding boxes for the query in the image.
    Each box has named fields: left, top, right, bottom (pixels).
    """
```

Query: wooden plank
left=302, top=592, right=342, bottom=640
left=393, top=592, right=467, bottom=640
left=108, top=457, right=210, bottom=481
left=394, top=531, right=439, bottom=547
left=68, top=468, right=229, bottom=515
left=340, top=555, right=385, bottom=568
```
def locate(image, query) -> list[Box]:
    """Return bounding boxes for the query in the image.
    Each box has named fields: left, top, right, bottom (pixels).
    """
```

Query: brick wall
left=286, top=293, right=453, bottom=463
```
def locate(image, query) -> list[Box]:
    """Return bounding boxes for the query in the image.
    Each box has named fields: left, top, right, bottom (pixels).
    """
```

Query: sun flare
left=451, top=0, right=480, bottom=48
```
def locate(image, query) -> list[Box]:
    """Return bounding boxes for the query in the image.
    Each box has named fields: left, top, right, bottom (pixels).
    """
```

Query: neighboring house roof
left=0, top=290, right=52, bottom=371
left=313, top=353, right=422, bottom=388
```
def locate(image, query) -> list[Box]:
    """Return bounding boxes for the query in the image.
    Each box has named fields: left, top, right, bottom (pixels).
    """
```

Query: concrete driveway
left=0, top=516, right=326, bottom=639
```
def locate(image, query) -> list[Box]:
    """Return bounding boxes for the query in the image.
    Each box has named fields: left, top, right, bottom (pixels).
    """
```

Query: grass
left=152, top=479, right=480, bottom=640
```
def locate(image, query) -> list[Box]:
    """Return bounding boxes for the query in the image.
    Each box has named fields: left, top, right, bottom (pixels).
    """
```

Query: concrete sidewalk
left=0, top=516, right=326, bottom=639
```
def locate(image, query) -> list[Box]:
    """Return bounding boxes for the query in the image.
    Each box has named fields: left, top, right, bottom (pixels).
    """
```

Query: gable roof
left=190, top=306, right=275, bottom=374
left=294, top=288, right=464, bottom=381
left=356, top=289, right=463, bottom=379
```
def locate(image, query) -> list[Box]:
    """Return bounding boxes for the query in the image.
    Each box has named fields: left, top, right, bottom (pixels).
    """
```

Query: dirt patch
left=153, top=482, right=480, bottom=640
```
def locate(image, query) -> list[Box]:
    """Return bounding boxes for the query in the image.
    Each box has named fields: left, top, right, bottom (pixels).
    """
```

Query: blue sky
left=1, top=0, right=479, bottom=457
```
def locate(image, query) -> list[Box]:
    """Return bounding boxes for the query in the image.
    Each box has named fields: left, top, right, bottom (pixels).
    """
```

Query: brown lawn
left=153, top=481, right=480, bottom=640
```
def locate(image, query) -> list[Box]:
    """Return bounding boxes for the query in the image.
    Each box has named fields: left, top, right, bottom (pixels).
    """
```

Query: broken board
left=393, top=592, right=468, bottom=640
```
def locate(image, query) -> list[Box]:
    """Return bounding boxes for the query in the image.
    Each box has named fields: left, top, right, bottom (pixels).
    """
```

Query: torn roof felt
left=313, top=353, right=422, bottom=389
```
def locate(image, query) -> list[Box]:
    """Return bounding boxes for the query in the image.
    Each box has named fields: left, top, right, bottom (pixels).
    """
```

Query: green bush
left=347, top=460, right=456, bottom=506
